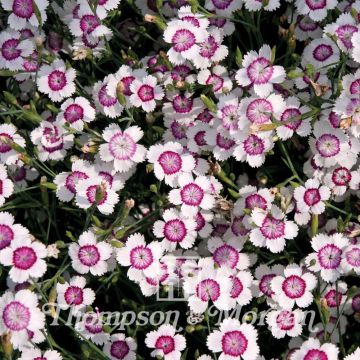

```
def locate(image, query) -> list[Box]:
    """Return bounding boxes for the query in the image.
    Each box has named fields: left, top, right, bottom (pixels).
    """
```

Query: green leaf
left=271, top=45, right=276, bottom=63
left=200, top=94, right=217, bottom=112
left=235, top=47, right=243, bottom=67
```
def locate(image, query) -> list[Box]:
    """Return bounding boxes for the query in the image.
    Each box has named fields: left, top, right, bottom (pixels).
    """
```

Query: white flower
left=183, top=258, right=233, bottom=313
left=116, top=233, right=163, bottom=282
left=93, top=79, right=124, bottom=118
left=324, top=13, right=359, bottom=52
left=30, top=120, right=74, bottom=161
left=0, top=164, right=14, bottom=206
left=276, top=97, right=312, bottom=140
left=249, top=205, right=299, bottom=253
left=0, top=30, right=34, bottom=70
left=54, top=159, right=96, bottom=202
left=191, top=28, right=228, bottom=69
left=309, top=121, right=351, bottom=168
left=0, top=211, right=30, bottom=251
left=344, top=348, right=360, bottom=360
left=197, top=65, right=233, bottom=95
left=129, top=75, right=164, bottom=112
left=244, top=0, right=280, bottom=11
left=69, top=230, right=112, bottom=276
left=341, top=244, right=360, bottom=275
left=291, top=338, right=338, bottom=360
left=235, top=45, right=286, bottom=97
left=1, top=0, right=49, bottom=30
left=99, top=124, right=146, bottom=173
left=103, top=333, right=137, bottom=360
left=0, top=124, right=26, bottom=165
left=233, top=132, right=273, bottom=168
left=271, top=265, right=317, bottom=309
left=296, top=0, right=337, bottom=22
left=168, top=174, right=215, bottom=217
left=153, top=208, right=197, bottom=250
left=19, top=349, right=62, bottom=360
left=75, top=176, right=119, bottom=215
left=323, top=166, right=360, bottom=197
left=302, top=38, right=340, bottom=70
left=207, top=318, right=260, bottom=360
left=293, top=178, right=330, bottom=218
left=56, top=97, right=96, bottom=131
left=163, top=20, right=208, bottom=65
left=145, top=324, right=186, bottom=360
left=56, top=276, right=95, bottom=314
left=306, top=233, right=349, bottom=282
left=205, top=128, right=236, bottom=161
left=37, top=60, right=76, bottom=102
left=266, top=309, right=304, bottom=339
left=147, top=141, right=195, bottom=186
left=208, top=236, right=250, bottom=270
left=253, top=264, right=284, bottom=300
left=294, top=15, right=322, bottom=41
left=205, top=0, right=242, bottom=15
left=0, top=290, right=45, bottom=348
left=0, top=237, right=47, bottom=283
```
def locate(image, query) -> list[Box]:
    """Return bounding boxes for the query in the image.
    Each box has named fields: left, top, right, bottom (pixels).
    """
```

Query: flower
left=207, top=318, right=260, bottom=360
left=163, top=20, right=208, bottom=65
left=0, top=211, right=30, bottom=251
left=0, top=164, right=14, bottom=206
left=103, top=333, right=137, bottom=360
left=56, top=276, right=95, bottom=314
left=54, top=159, right=96, bottom=202
left=1, top=0, right=49, bottom=30
left=341, top=244, right=360, bottom=275
left=197, top=65, right=233, bottom=95
left=99, top=124, right=147, bottom=173
left=323, top=166, right=360, bottom=197
left=37, top=60, right=76, bottom=102
left=57, top=97, right=96, bottom=131
left=0, top=30, right=34, bottom=70
left=249, top=205, right=299, bottom=253
left=271, top=265, right=317, bottom=309
left=233, top=132, right=273, bottom=168
left=116, top=233, right=163, bottom=282
left=293, top=178, right=330, bottom=219
left=147, top=141, right=196, bottom=186
left=296, top=0, right=337, bottom=22
left=183, top=258, right=233, bottom=313
left=69, top=230, right=112, bottom=276
left=75, top=311, right=110, bottom=345
left=266, top=309, right=304, bottom=339
left=305, top=233, right=349, bottom=282
left=0, top=237, right=47, bottom=283
left=93, top=79, right=124, bottom=118
left=207, top=237, right=250, bottom=270
left=168, top=174, right=215, bottom=217
left=145, top=324, right=186, bottom=360
left=0, top=123, right=26, bottom=165
left=291, top=338, right=338, bottom=360
left=344, top=348, right=360, bottom=360
left=0, top=290, right=45, bottom=348
left=30, top=120, right=74, bottom=161
left=75, top=177, right=119, bottom=215
left=309, top=121, right=351, bottom=168
left=153, top=208, right=197, bottom=250
left=235, top=45, right=286, bottom=97
left=253, top=264, right=284, bottom=301
left=302, top=38, right=340, bottom=70
left=19, top=349, right=62, bottom=360
left=129, top=75, right=164, bottom=112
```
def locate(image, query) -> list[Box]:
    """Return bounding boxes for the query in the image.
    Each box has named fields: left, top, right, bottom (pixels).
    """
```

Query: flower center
left=64, top=286, right=84, bottom=305
left=12, top=0, right=34, bottom=18
left=260, top=215, right=285, bottom=240
left=196, top=279, right=220, bottom=301
left=180, top=183, right=204, bottom=206
left=13, top=246, right=37, bottom=270
left=48, top=70, right=67, bottom=91
left=243, top=134, right=265, bottom=155
left=213, top=244, right=239, bottom=269
left=247, top=57, right=274, bottom=84
left=304, top=188, right=321, bottom=206
left=304, top=349, right=328, bottom=360
left=222, top=330, right=248, bottom=356
left=137, top=84, right=154, bottom=102
left=64, top=104, right=84, bottom=124
left=164, top=219, right=187, bottom=242
left=282, top=275, right=306, bottom=299
left=0, top=224, right=14, bottom=250
left=316, top=134, right=340, bottom=157
left=313, top=44, right=333, bottom=61
left=78, top=245, right=100, bottom=266
left=109, top=132, right=136, bottom=160
left=155, top=335, right=175, bottom=355
left=110, top=340, right=130, bottom=359
left=1, top=39, right=21, bottom=61
left=129, top=246, right=153, bottom=269
left=276, top=310, right=295, bottom=330
left=318, top=244, right=342, bottom=269
left=172, top=29, right=196, bottom=53
left=158, top=151, right=182, bottom=175
left=2, top=301, right=30, bottom=331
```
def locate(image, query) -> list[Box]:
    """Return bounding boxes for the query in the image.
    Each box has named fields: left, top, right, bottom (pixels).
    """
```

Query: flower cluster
left=1, top=0, right=360, bottom=359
